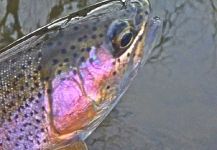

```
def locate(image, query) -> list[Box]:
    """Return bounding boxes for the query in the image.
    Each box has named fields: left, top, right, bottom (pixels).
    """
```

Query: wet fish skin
left=0, top=0, right=153, bottom=149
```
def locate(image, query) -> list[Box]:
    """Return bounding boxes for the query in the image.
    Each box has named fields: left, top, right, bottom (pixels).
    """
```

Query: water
left=0, top=0, right=217, bottom=149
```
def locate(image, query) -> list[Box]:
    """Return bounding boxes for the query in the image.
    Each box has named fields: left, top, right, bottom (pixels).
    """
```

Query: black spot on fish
left=27, top=48, right=32, bottom=52
left=57, top=70, right=62, bottom=74
left=91, top=34, right=97, bottom=39
left=20, top=105, right=25, bottom=110
left=25, top=103, right=29, bottom=108
left=18, top=136, right=22, bottom=141
left=99, top=33, right=104, bottom=38
left=34, top=110, right=38, bottom=114
left=36, top=43, right=41, bottom=47
left=61, top=48, right=67, bottom=54
left=138, top=35, right=143, bottom=41
left=64, top=58, right=69, bottom=62
left=89, top=58, right=94, bottom=63
left=70, top=45, right=75, bottom=50
left=92, top=26, right=97, bottom=31
left=38, top=92, right=42, bottom=98
left=132, top=53, right=136, bottom=57
left=14, top=114, right=18, bottom=119
left=86, top=47, right=91, bottom=52
left=41, top=106, right=45, bottom=111
left=78, top=37, right=83, bottom=42
left=40, top=128, right=45, bottom=132
left=73, top=26, right=79, bottom=31
left=24, top=114, right=28, bottom=118
left=44, top=76, right=50, bottom=81
left=52, top=59, right=59, bottom=65
left=18, top=73, right=24, bottom=78
left=38, top=52, right=42, bottom=58
left=27, top=60, right=32, bottom=65
left=33, top=76, right=37, bottom=80
left=113, top=71, right=117, bottom=76
left=127, top=53, right=130, bottom=57
left=7, top=118, right=12, bottom=122
left=73, top=69, right=77, bottom=75
left=20, top=86, right=24, bottom=91
left=35, top=119, right=41, bottom=123
left=73, top=53, right=78, bottom=58
left=11, top=59, right=16, bottom=64
left=29, top=97, right=34, bottom=102
left=43, top=139, right=47, bottom=143
left=83, top=35, right=88, bottom=39
left=34, top=70, right=39, bottom=74
left=6, top=137, right=10, bottom=141
left=28, top=122, right=32, bottom=126
left=21, top=65, right=26, bottom=70
left=37, top=65, right=42, bottom=71
left=80, top=56, right=85, bottom=62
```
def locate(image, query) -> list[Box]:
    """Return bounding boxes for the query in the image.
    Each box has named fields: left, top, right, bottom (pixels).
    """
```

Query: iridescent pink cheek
left=50, top=72, right=96, bottom=134
left=52, top=77, right=83, bottom=117
left=48, top=46, right=115, bottom=135
left=80, top=47, right=115, bottom=101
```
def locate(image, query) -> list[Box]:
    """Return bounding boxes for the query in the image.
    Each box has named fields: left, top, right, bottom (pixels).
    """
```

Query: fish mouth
left=142, top=16, right=162, bottom=65
left=131, top=0, right=150, bottom=11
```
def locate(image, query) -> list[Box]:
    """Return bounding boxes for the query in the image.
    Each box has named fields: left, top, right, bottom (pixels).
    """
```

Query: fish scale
left=0, top=48, right=47, bottom=149
left=0, top=0, right=161, bottom=149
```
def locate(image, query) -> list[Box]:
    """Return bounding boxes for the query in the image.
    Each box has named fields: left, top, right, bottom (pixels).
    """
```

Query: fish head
left=43, top=0, right=161, bottom=147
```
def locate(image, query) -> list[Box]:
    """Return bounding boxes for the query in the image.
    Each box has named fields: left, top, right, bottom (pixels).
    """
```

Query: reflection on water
left=0, top=0, right=100, bottom=49
left=0, top=0, right=217, bottom=149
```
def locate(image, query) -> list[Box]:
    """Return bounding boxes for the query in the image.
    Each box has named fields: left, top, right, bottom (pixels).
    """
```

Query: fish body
left=0, top=0, right=160, bottom=149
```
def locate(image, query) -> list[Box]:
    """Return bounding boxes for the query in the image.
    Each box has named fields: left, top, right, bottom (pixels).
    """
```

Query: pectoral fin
left=58, top=141, right=88, bottom=150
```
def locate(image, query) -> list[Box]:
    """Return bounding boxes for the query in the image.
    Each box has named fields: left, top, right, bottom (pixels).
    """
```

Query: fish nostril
left=135, top=14, right=144, bottom=25
left=132, top=0, right=151, bottom=14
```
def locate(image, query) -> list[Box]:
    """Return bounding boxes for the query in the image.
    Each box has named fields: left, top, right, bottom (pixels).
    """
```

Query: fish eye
left=118, top=30, right=134, bottom=48
left=107, top=20, right=135, bottom=58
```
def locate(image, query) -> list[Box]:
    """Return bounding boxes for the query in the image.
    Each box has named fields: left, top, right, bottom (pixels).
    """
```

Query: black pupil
left=120, top=32, right=133, bottom=48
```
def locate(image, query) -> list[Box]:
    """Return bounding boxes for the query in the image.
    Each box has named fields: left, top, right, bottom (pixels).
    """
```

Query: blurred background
left=0, top=0, right=217, bottom=149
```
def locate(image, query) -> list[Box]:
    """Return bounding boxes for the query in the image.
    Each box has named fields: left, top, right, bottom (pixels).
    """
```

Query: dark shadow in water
left=48, top=0, right=88, bottom=21
left=0, top=0, right=90, bottom=49
left=209, top=0, right=217, bottom=70
left=0, top=0, right=23, bottom=49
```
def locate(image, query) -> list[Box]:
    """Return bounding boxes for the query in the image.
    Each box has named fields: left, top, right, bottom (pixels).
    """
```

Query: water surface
left=0, top=0, right=217, bottom=149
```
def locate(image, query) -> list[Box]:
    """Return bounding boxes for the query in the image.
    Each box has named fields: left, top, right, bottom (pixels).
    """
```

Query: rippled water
left=0, top=0, right=217, bottom=149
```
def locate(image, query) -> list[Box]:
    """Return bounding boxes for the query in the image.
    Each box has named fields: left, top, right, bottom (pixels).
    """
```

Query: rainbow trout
left=0, top=0, right=161, bottom=149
